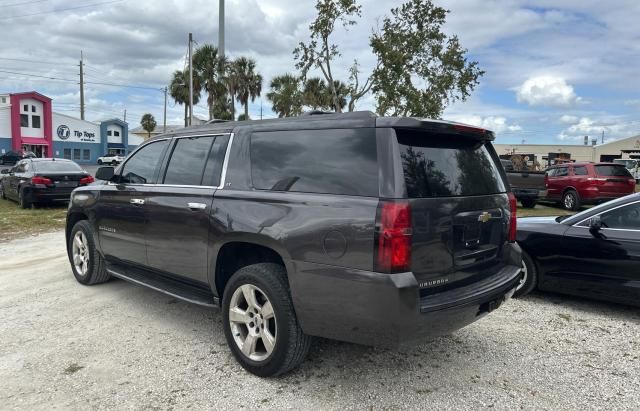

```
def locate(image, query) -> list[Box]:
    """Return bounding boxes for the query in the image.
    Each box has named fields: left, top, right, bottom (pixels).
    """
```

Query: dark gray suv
left=65, top=111, right=522, bottom=377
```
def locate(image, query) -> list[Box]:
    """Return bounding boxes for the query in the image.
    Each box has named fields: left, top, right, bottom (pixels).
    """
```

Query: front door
left=554, top=200, right=640, bottom=303
left=145, top=135, right=229, bottom=283
left=96, top=139, right=170, bottom=266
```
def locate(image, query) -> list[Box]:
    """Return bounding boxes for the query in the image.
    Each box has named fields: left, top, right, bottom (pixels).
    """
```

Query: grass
left=517, top=202, right=576, bottom=218
left=0, top=198, right=67, bottom=241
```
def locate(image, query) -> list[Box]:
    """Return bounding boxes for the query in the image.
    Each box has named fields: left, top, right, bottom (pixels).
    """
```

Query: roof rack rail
left=205, top=119, right=232, bottom=124
left=301, top=110, right=335, bottom=116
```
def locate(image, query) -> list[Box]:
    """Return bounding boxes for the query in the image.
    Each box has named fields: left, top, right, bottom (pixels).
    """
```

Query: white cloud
left=448, top=114, right=522, bottom=134
left=557, top=116, right=638, bottom=142
left=516, top=76, right=580, bottom=107
left=559, top=114, right=579, bottom=124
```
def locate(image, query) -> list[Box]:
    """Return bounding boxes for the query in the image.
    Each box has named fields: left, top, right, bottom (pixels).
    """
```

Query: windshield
left=33, top=161, right=83, bottom=173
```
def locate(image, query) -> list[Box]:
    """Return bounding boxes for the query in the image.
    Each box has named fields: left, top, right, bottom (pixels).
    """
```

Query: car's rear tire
left=520, top=198, right=537, bottom=208
left=97, top=159, right=103, bottom=165
left=562, top=189, right=580, bottom=211
left=514, top=250, right=537, bottom=297
left=0, top=182, right=5, bottom=200
left=68, top=220, right=110, bottom=285
left=18, top=187, right=32, bottom=209
left=221, top=263, right=311, bottom=377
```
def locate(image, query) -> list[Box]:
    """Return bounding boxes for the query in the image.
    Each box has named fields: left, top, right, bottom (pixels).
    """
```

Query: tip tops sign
left=56, top=125, right=70, bottom=140
left=52, top=114, right=99, bottom=143
left=56, top=124, right=96, bottom=142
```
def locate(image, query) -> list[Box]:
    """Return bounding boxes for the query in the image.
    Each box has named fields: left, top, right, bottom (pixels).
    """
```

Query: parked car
left=612, top=158, right=640, bottom=183
left=501, top=159, right=547, bottom=208
left=515, top=193, right=640, bottom=306
left=65, top=112, right=522, bottom=377
left=0, top=151, right=24, bottom=165
left=545, top=162, right=636, bottom=210
left=97, top=153, right=125, bottom=165
left=0, top=158, right=94, bottom=208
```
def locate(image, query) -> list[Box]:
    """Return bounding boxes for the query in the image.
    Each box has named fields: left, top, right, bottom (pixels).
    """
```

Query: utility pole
left=601, top=130, right=604, bottom=144
left=188, top=32, right=194, bottom=127
left=123, top=109, right=127, bottom=122
left=79, top=51, right=85, bottom=120
left=163, top=87, right=168, bottom=132
left=219, top=0, right=225, bottom=59
left=260, top=99, right=263, bottom=120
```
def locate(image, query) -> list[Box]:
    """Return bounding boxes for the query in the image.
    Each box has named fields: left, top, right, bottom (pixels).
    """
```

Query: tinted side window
left=250, top=129, right=378, bottom=196
left=600, top=202, right=640, bottom=230
left=120, top=140, right=169, bottom=184
left=163, top=136, right=215, bottom=185
left=573, top=166, right=588, bottom=175
left=555, top=167, right=568, bottom=177
left=596, top=165, right=632, bottom=177
left=202, top=135, right=230, bottom=187
left=396, top=129, right=506, bottom=198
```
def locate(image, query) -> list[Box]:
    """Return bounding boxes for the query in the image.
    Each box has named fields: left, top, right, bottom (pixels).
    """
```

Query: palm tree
left=169, top=69, right=201, bottom=127
left=302, top=77, right=329, bottom=110
left=233, top=57, right=263, bottom=119
left=329, top=80, right=349, bottom=112
left=140, top=113, right=157, bottom=140
left=223, top=61, right=240, bottom=121
left=266, top=74, right=303, bottom=118
left=193, top=44, right=225, bottom=120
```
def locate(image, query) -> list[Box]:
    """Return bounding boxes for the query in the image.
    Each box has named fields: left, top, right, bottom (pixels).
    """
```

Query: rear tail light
left=507, top=192, right=517, bottom=242
left=79, top=175, right=95, bottom=185
left=374, top=201, right=412, bottom=273
left=31, top=176, right=52, bottom=185
left=587, top=177, right=607, bottom=185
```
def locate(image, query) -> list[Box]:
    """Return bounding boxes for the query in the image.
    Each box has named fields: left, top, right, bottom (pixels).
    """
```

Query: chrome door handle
left=130, top=198, right=145, bottom=205
left=187, top=202, right=207, bottom=210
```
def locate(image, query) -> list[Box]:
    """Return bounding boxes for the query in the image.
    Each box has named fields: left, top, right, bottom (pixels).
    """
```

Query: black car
left=65, top=111, right=522, bottom=377
left=0, top=158, right=94, bottom=208
left=0, top=150, right=24, bottom=165
left=516, top=192, right=640, bottom=306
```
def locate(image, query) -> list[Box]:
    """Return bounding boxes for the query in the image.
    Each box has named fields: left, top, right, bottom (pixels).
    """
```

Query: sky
left=0, top=0, right=639, bottom=145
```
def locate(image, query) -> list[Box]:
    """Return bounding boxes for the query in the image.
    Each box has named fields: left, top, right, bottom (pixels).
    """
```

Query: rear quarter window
left=395, top=129, right=506, bottom=198
left=250, top=129, right=378, bottom=196
left=595, top=165, right=632, bottom=177
left=573, top=166, right=588, bottom=175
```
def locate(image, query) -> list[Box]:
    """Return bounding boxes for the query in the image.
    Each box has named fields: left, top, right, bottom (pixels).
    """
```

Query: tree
left=370, top=0, right=484, bottom=118
left=223, top=61, right=240, bottom=121
left=329, top=80, right=348, bottom=112
left=347, top=59, right=374, bottom=112
left=302, top=77, right=329, bottom=110
left=193, top=44, right=225, bottom=120
left=169, top=69, right=202, bottom=126
left=293, top=0, right=361, bottom=113
left=233, top=57, right=263, bottom=119
left=140, top=113, right=157, bottom=139
left=237, top=113, right=250, bottom=121
left=266, top=74, right=303, bottom=118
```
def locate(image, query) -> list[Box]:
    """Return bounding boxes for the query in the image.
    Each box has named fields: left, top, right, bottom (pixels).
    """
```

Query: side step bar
left=106, top=263, right=219, bottom=308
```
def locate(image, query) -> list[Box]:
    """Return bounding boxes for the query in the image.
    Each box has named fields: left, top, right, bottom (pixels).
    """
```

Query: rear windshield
left=33, top=161, right=83, bottom=173
left=396, top=129, right=506, bottom=197
left=595, top=165, right=632, bottom=177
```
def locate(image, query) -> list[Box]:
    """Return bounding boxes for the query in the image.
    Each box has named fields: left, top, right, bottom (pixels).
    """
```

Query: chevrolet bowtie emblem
left=478, top=212, right=491, bottom=223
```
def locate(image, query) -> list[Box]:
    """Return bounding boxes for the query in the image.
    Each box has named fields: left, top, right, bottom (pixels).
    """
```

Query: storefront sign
left=57, top=124, right=96, bottom=142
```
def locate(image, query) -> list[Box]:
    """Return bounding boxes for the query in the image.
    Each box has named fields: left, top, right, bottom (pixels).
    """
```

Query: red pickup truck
left=546, top=162, right=636, bottom=210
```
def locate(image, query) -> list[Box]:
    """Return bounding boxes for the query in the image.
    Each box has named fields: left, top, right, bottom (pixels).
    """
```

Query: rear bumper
left=29, top=187, right=75, bottom=202
left=513, top=188, right=546, bottom=200
left=290, top=243, right=522, bottom=347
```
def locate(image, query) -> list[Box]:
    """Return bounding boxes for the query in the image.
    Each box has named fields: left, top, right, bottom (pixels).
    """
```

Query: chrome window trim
left=573, top=199, right=640, bottom=231
left=107, top=132, right=234, bottom=189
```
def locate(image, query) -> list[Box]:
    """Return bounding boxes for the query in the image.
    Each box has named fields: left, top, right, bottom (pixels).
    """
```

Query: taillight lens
left=587, top=177, right=607, bottom=186
left=31, top=176, right=52, bottom=185
left=79, top=175, right=95, bottom=185
left=375, top=201, right=412, bottom=273
left=507, top=192, right=517, bottom=242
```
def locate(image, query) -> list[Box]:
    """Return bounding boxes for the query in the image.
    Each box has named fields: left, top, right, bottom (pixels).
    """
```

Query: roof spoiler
left=376, top=117, right=495, bottom=141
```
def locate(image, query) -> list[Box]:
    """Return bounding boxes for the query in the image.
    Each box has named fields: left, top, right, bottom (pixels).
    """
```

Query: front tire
left=222, top=263, right=311, bottom=377
left=68, top=220, right=110, bottom=285
left=514, top=250, right=537, bottom=297
left=562, top=189, right=580, bottom=211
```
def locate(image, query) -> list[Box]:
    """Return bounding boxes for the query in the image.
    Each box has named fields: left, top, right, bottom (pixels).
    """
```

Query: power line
left=0, top=68, right=163, bottom=91
left=3, top=0, right=48, bottom=7
left=0, top=0, right=124, bottom=21
left=0, top=57, right=66, bottom=67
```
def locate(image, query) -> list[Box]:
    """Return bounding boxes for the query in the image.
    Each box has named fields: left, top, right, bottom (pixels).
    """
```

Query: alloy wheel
left=564, top=193, right=575, bottom=210
left=72, top=231, right=90, bottom=277
left=516, top=259, right=528, bottom=292
left=228, top=284, right=277, bottom=362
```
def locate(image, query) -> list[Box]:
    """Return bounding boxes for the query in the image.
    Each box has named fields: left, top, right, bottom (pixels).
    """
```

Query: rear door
left=547, top=166, right=568, bottom=199
left=392, top=128, right=511, bottom=291
left=95, top=139, right=170, bottom=266
left=594, top=164, right=635, bottom=197
left=144, top=134, right=229, bottom=283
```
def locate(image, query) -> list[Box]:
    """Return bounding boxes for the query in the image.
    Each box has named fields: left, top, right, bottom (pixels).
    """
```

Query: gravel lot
left=1, top=232, right=639, bottom=410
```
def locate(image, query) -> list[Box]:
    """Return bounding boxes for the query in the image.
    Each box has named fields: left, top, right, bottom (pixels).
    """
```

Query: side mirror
left=95, top=166, right=115, bottom=181
left=589, top=216, right=603, bottom=236
left=0, top=169, right=7, bottom=174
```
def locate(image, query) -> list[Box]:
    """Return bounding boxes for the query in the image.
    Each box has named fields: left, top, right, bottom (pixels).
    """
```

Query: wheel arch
left=65, top=211, right=89, bottom=251
left=515, top=240, right=543, bottom=285
left=210, top=234, right=293, bottom=300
